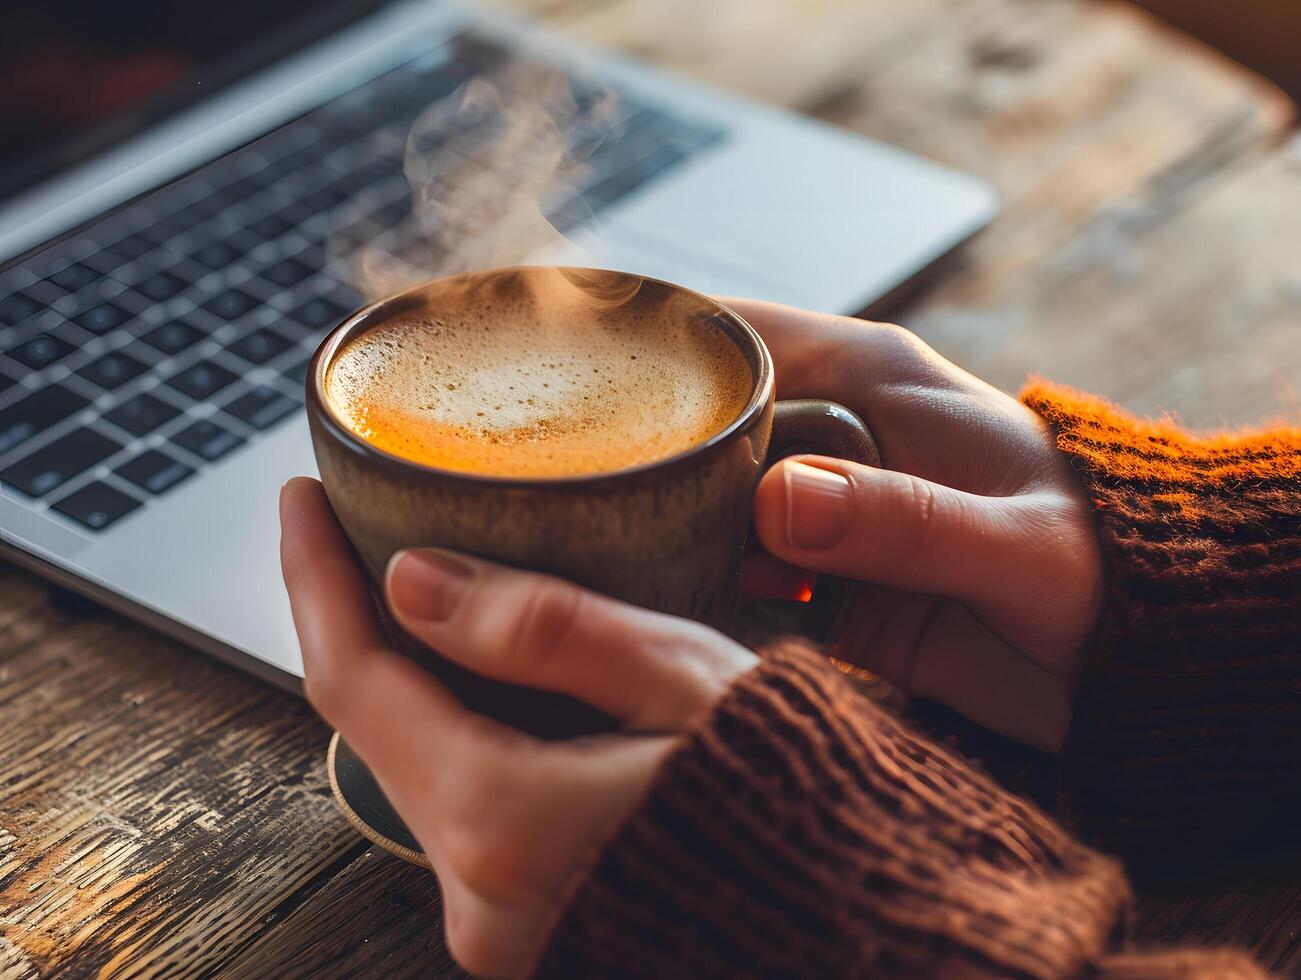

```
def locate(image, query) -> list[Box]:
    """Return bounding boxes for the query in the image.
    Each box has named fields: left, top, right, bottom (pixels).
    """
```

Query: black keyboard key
left=220, top=177, right=260, bottom=204
left=156, top=202, right=203, bottom=237
left=373, top=199, right=410, bottom=227
left=0, top=369, right=13, bottom=394
left=242, top=162, right=283, bottom=189
left=191, top=193, right=229, bottom=219
left=291, top=295, right=349, bottom=331
left=140, top=320, right=204, bottom=355
left=106, top=235, right=152, bottom=260
left=116, top=449, right=195, bottom=495
left=222, top=386, right=298, bottom=430
left=78, top=351, right=149, bottom=390
left=0, top=385, right=89, bottom=455
left=227, top=328, right=291, bottom=364
left=191, top=240, right=242, bottom=270
left=326, top=172, right=371, bottom=202
left=166, top=360, right=238, bottom=400
left=75, top=303, right=130, bottom=335
left=1, top=428, right=123, bottom=497
left=255, top=151, right=313, bottom=188
left=331, top=214, right=372, bottom=247
left=172, top=418, right=245, bottom=461
left=140, top=217, right=182, bottom=244
left=104, top=392, right=181, bottom=436
left=301, top=187, right=346, bottom=213
left=262, top=255, right=316, bottom=288
left=8, top=333, right=74, bottom=369
left=0, top=291, right=41, bottom=326
left=282, top=355, right=312, bottom=386
left=280, top=199, right=315, bottom=223
left=248, top=214, right=292, bottom=240
left=133, top=270, right=188, bottom=302
left=50, top=481, right=141, bottom=530
left=162, top=197, right=223, bottom=234
left=48, top=262, right=101, bottom=292
left=82, top=247, right=125, bottom=275
left=203, top=290, right=260, bottom=321
left=250, top=156, right=295, bottom=188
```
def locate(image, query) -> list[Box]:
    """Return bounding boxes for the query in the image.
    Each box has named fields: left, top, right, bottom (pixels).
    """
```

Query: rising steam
left=333, top=61, right=620, bottom=300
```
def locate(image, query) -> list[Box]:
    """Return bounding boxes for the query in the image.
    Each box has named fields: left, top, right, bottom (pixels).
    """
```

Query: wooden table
left=3, top=0, right=1299, bottom=975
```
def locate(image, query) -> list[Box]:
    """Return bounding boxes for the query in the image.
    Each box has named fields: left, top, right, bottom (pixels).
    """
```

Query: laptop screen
left=0, top=0, right=384, bottom=204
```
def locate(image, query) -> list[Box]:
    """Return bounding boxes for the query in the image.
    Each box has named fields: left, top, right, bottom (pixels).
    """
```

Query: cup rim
left=306, top=266, right=775, bottom=490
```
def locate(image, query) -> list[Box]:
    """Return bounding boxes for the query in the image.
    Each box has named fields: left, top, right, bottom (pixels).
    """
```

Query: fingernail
left=784, top=462, right=852, bottom=549
left=278, top=481, right=293, bottom=522
left=387, top=550, right=473, bottom=624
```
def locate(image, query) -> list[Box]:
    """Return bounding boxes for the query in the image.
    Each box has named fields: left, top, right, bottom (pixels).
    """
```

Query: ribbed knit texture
left=1022, top=383, right=1301, bottom=869
left=534, top=643, right=1269, bottom=978
left=536, top=642, right=1129, bottom=978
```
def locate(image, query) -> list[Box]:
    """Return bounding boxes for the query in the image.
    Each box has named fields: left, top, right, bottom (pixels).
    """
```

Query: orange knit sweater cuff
left=1021, top=382, right=1301, bottom=871
left=532, top=640, right=1131, bottom=979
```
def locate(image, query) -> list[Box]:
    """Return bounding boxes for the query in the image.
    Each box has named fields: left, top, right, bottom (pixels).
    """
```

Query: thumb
left=754, top=456, right=1047, bottom=608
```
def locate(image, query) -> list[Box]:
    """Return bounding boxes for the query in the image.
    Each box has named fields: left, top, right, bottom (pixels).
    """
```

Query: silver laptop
left=0, top=0, right=996, bottom=689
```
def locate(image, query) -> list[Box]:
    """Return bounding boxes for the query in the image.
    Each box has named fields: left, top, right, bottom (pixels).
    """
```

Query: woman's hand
left=279, top=477, right=756, bottom=979
left=733, top=299, right=1104, bottom=752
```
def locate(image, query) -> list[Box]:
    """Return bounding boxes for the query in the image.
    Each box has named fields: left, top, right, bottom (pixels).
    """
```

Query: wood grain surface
left=3, top=0, right=1299, bottom=976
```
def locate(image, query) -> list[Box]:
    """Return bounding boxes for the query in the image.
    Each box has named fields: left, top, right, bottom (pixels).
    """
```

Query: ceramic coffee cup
left=308, top=266, right=876, bottom=626
left=305, top=267, right=878, bottom=861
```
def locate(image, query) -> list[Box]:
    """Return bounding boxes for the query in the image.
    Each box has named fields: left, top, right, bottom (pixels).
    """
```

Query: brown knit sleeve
left=1022, top=383, right=1301, bottom=870
left=534, top=641, right=1142, bottom=979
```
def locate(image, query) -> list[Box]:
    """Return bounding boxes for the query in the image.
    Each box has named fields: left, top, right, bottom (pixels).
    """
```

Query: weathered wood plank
left=910, top=143, right=1301, bottom=428
left=219, top=849, right=457, bottom=979
left=1135, top=871, right=1301, bottom=971
left=0, top=566, right=358, bottom=978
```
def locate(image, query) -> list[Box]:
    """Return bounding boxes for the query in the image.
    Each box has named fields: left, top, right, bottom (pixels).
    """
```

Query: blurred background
left=1, top=0, right=1297, bottom=443
left=1133, top=0, right=1300, bottom=101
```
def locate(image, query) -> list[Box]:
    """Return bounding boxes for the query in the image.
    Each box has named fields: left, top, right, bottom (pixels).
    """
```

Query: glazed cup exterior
left=306, top=267, right=778, bottom=632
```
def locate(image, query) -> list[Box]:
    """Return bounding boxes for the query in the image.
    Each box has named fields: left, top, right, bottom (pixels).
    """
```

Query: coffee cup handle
left=765, top=399, right=881, bottom=643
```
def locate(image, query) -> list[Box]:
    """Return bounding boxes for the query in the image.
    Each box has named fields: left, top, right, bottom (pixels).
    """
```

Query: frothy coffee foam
left=325, top=303, right=753, bottom=477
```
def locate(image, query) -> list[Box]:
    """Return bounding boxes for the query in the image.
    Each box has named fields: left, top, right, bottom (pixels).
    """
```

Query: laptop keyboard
left=0, top=33, right=725, bottom=532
